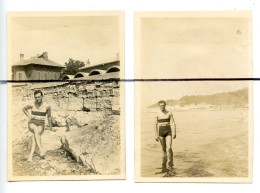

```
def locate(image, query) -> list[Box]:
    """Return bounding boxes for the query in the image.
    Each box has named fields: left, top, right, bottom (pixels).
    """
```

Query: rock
left=73, top=112, right=89, bottom=127
left=51, top=111, right=89, bottom=129
left=40, top=161, right=48, bottom=169
left=60, top=136, right=96, bottom=172
left=46, top=168, right=56, bottom=176
left=51, top=114, right=66, bottom=127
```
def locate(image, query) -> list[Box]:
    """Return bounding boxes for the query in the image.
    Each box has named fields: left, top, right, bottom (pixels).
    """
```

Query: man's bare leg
left=27, top=134, right=36, bottom=161
left=165, top=135, right=173, bottom=170
left=159, top=136, right=167, bottom=171
left=33, top=129, right=44, bottom=157
left=34, top=126, right=44, bottom=156
left=29, top=123, right=44, bottom=156
left=164, top=135, right=175, bottom=177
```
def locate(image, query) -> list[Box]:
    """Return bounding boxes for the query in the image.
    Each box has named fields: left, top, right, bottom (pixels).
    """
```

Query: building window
left=50, top=72, right=53, bottom=80
left=38, top=71, right=41, bottom=80
left=18, top=72, right=22, bottom=80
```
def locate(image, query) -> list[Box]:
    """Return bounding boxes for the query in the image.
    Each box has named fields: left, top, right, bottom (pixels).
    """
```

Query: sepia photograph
left=135, top=11, right=253, bottom=183
left=7, top=11, right=125, bottom=181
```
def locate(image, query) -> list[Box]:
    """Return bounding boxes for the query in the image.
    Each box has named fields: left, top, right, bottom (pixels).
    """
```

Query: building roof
left=12, top=53, right=65, bottom=68
left=79, top=59, right=119, bottom=70
left=73, top=71, right=120, bottom=80
left=74, top=72, right=89, bottom=78
left=30, top=82, right=68, bottom=89
left=61, top=74, right=75, bottom=80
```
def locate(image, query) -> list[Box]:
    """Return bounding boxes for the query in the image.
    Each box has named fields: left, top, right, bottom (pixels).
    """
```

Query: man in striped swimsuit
left=23, top=90, right=53, bottom=161
left=155, top=100, right=176, bottom=175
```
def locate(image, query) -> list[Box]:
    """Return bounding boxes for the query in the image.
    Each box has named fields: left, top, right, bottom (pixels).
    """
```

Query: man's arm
left=46, top=106, right=55, bottom=132
left=23, top=105, right=32, bottom=119
left=170, top=112, right=176, bottom=139
left=154, top=116, right=159, bottom=141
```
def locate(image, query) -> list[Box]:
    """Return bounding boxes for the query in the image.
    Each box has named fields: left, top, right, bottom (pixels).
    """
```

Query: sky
left=139, top=17, right=252, bottom=79
left=136, top=14, right=252, bottom=108
left=9, top=15, right=120, bottom=66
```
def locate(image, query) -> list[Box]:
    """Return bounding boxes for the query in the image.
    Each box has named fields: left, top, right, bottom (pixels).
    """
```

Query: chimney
left=85, top=59, right=90, bottom=67
left=20, top=54, right=24, bottom=60
left=42, top=52, right=48, bottom=60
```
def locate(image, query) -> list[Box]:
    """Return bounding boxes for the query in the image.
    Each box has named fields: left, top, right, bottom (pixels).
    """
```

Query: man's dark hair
left=158, top=100, right=166, bottom=105
left=34, top=90, right=43, bottom=97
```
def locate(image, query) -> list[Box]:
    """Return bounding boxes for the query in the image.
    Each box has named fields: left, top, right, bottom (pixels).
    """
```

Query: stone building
left=12, top=52, right=65, bottom=81
left=61, top=60, right=120, bottom=80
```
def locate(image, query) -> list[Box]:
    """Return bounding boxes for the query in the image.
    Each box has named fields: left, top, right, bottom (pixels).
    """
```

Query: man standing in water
left=155, top=100, right=176, bottom=176
left=23, top=90, right=54, bottom=161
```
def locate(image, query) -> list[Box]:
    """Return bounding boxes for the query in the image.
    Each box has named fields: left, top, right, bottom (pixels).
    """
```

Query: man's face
left=34, top=93, right=43, bottom=104
left=158, top=102, right=166, bottom=111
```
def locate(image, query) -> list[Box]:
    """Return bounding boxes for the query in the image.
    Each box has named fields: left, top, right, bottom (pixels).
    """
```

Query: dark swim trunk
left=28, top=119, right=45, bottom=129
left=29, top=118, right=45, bottom=126
left=159, top=125, right=172, bottom=137
left=28, top=119, right=45, bottom=134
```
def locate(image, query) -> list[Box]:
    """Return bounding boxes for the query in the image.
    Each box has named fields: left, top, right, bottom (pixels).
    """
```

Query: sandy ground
left=140, top=109, right=249, bottom=177
left=12, top=127, right=97, bottom=176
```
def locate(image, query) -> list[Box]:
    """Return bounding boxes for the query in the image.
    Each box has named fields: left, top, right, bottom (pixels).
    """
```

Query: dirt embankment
left=12, top=113, right=121, bottom=176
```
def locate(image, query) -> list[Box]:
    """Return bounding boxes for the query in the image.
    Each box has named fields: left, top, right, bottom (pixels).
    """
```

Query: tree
left=63, top=58, right=85, bottom=75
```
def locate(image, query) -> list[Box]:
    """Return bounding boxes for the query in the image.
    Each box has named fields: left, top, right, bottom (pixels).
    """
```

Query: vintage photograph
left=7, top=11, right=125, bottom=181
left=135, top=11, right=253, bottom=182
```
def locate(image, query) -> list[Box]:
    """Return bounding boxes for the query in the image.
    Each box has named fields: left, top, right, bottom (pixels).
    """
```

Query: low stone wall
left=12, top=81, right=120, bottom=112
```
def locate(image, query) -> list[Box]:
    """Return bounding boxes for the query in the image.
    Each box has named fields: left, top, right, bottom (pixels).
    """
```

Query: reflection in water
left=141, top=109, right=248, bottom=177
